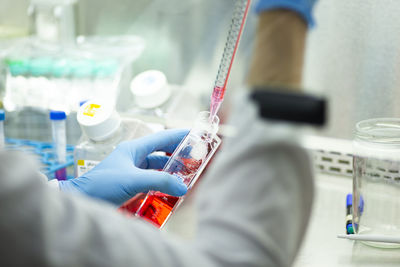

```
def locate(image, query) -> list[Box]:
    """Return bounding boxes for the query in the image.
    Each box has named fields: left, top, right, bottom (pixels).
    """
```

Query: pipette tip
left=209, top=99, right=222, bottom=122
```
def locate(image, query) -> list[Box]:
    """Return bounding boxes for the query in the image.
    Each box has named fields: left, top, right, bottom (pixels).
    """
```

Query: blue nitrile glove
left=255, top=0, right=318, bottom=27
left=59, top=129, right=189, bottom=206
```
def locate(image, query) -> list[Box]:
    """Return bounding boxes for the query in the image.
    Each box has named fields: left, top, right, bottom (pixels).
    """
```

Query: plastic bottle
left=129, top=70, right=174, bottom=118
left=74, top=99, right=153, bottom=177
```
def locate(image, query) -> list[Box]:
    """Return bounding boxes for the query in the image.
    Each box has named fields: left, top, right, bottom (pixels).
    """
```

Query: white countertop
left=164, top=173, right=400, bottom=266
left=294, top=173, right=400, bottom=267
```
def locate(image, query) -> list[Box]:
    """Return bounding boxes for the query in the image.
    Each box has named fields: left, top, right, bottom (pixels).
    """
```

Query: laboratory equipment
left=49, top=58, right=72, bottom=111
left=0, top=110, right=5, bottom=148
left=346, top=193, right=354, bottom=235
left=3, top=55, right=122, bottom=112
left=28, top=0, right=78, bottom=44
left=209, top=0, right=251, bottom=120
left=130, top=70, right=172, bottom=118
left=5, top=138, right=74, bottom=178
left=337, top=234, right=400, bottom=244
left=70, top=59, right=95, bottom=110
left=135, top=111, right=221, bottom=228
left=4, top=57, right=30, bottom=111
left=1, top=35, right=144, bottom=113
left=353, top=118, right=400, bottom=248
left=93, top=60, right=119, bottom=102
left=28, top=57, right=53, bottom=108
left=74, top=99, right=153, bottom=177
left=50, top=110, right=67, bottom=180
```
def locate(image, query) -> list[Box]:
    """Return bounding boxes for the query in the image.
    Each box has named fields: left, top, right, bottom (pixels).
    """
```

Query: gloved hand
left=59, top=129, right=189, bottom=206
left=255, top=0, right=318, bottom=27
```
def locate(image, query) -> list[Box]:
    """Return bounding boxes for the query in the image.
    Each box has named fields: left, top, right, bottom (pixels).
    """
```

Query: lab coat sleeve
left=0, top=93, right=313, bottom=267
left=195, top=93, right=314, bottom=266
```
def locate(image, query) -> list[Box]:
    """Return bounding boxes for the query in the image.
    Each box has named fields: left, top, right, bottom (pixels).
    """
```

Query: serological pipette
left=210, top=0, right=251, bottom=120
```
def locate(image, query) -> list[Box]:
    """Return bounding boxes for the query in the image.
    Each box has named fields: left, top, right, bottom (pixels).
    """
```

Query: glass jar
left=353, top=118, right=400, bottom=248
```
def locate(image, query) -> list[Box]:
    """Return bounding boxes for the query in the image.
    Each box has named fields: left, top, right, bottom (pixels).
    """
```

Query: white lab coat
left=0, top=93, right=313, bottom=266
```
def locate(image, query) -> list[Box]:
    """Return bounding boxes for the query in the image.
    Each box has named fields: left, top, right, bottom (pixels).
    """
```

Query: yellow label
left=83, top=104, right=101, bottom=117
left=77, top=159, right=85, bottom=166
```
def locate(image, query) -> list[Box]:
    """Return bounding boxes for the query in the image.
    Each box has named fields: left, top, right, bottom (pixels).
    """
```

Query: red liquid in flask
left=118, top=193, right=147, bottom=216
left=136, top=192, right=180, bottom=227
left=136, top=158, right=202, bottom=228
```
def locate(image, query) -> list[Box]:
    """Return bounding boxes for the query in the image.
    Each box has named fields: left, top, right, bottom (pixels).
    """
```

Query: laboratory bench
left=294, top=173, right=400, bottom=267
left=164, top=173, right=400, bottom=267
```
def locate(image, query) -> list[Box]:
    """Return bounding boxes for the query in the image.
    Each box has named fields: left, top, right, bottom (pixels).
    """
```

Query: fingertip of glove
left=168, top=174, right=188, bottom=196
left=176, top=178, right=188, bottom=196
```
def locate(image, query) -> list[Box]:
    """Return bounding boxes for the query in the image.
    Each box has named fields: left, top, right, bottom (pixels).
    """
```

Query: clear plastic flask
left=134, top=111, right=221, bottom=228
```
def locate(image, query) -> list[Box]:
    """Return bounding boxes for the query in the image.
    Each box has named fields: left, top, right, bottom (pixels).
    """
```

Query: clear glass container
left=353, top=118, right=400, bottom=248
left=134, top=111, right=221, bottom=228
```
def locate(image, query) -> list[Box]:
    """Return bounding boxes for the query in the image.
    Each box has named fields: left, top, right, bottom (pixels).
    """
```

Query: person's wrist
left=255, top=0, right=316, bottom=27
left=247, top=10, right=307, bottom=89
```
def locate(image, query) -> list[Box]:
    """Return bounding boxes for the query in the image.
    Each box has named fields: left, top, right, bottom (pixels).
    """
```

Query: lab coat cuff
left=48, top=179, right=60, bottom=190
left=254, top=0, right=315, bottom=28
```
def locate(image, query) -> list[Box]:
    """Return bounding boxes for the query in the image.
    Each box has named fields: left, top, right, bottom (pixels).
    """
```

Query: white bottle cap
left=130, top=70, right=171, bottom=109
left=77, top=99, right=121, bottom=141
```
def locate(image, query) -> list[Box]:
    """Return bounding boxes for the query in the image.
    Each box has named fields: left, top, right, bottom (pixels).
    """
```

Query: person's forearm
left=247, top=10, right=307, bottom=90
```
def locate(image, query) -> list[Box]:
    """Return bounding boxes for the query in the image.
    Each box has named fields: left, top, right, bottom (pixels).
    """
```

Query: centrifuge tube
left=50, top=111, right=67, bottom=180
left=135, top=111, right=221, bottom=228
left=0, top=110, right=5, bottom=149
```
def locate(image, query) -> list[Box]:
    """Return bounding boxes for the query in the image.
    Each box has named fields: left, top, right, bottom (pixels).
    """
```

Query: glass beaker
left=353, top=118, right=400, bottom=248
left=135, top=111, right=221, bottom=228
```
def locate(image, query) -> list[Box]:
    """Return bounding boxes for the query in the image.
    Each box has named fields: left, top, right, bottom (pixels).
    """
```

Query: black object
left=250, top=89, right=326, bottom=126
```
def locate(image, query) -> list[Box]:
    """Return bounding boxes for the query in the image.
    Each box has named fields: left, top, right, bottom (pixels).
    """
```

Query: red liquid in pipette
left=209, top=0, right=251, bottom=119
left=210, top=86, right=225, bottom=119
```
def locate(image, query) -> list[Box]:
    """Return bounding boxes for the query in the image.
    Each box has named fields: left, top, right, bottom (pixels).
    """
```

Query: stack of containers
left=4, top=57, right=30, bottom=110
left=28, top=57, right=53, bottom=108
left=3, top=56, right=123, bottom=112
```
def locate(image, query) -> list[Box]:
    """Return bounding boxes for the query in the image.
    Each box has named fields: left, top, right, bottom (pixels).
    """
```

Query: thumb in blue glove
left=59, top=129, right=189, bottom=206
